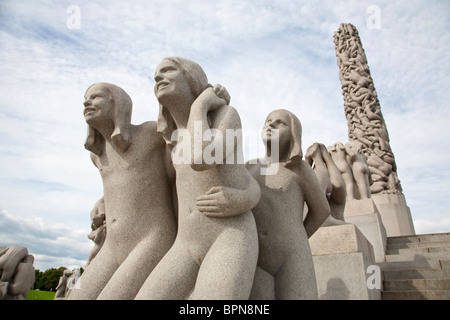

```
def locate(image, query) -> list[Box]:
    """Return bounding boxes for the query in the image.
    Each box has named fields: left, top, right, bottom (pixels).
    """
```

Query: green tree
left=34, top=267, right=66, bottom=291
left=33, top=269, right=44, bottom=290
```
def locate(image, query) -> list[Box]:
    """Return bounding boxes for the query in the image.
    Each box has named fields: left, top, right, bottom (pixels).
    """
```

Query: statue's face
left=154, top=59, right=193, bottom=105
left=345, top=142, right=358, bottom=155
left=262, top=110, right=291, bottom=149
left=83, top=85, right=114, bottom=128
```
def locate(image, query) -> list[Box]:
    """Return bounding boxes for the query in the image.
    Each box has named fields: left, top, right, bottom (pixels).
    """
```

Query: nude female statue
left=305, top=142, right=347, bottom=225
left=135, top=57, right=260, bottom=300
left=67, top=82, right=177, bottom=300
left=54, top=269, right=71, bottom=300
left=328, top=142, right=357, bottom=200
left=246, top=109, right=330, bottom=300
left=345, top=141, right=371, bottom=200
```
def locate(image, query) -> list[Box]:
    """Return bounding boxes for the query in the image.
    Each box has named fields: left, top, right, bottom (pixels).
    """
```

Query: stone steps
left=386, top=246, right=450, bottom=255
left=388, top=241, right=450, bottom=250
left=382, top=290, right=450, bottom=300
left=385, top=251, right=450, bottom=262
left=380, top=232, right=450, bottom=300
left=387, top=233, right=450, bottom=244
left=383, top=268, right=450, bottom=280
left=383, top=279, right=450, bottom=291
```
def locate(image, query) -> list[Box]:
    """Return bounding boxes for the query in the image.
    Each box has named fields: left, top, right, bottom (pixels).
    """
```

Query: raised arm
left=187, top=85, right=237, bottom=171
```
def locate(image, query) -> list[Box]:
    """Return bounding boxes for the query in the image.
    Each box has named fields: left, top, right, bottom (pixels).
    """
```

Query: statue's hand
left=213, top=84, right=230, bottom=105
left=196, top=186, right=242, bottom=218
left=0, top=245, right=29, bottom=282
left=193, top=86, right=226, bottom=113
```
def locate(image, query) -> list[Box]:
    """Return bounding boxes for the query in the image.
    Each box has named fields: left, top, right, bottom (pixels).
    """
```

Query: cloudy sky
left=0, top=0, right=449, bottom=271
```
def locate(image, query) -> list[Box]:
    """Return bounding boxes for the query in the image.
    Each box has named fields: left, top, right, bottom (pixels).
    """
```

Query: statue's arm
left=187, top=85, right=234, bottom=171
left=320, top=144, right=346, bottom=204
left=196, top=174, right=261, bottom=218
left=298, top=162, right=331, bottom=238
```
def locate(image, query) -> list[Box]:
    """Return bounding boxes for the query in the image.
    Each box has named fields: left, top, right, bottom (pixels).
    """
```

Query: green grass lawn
left=26, top=290, right=56, bottom=300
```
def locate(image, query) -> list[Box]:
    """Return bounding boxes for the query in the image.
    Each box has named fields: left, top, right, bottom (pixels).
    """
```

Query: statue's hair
left=266, top=109, right=303, bottom=168
left=156, top=57, right=209, bottom=146
left=84, top=82, right=132, bottom=156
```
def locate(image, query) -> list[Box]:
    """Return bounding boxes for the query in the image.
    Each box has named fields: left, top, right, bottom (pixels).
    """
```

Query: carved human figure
left=350, top=124, right=374, bottom=148
left=305, top=142, right=346, bottom=224
left=85, top=197, right=106, bottom=268
left=0, top=246, right=28, bottom=283
left=65, top=268, right=81, bottom=298
left=328, top=142, right=356, bottom=200
left=54, top=269, right=71, bottom=300
left=0, top=245, right=35, bottom=300
left=345, top=141, right=371, bottom=199
left=135, top=57, right=260, bottom=300
left=366, top=152, right=390, bottom=193
left=67, top=83, right=177, bottom=300
left=246, top=109, right=330, bottom=300
left=5, top=254, right=34, bottom=300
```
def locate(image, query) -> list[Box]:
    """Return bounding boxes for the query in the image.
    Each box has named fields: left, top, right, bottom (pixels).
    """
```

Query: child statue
left=135, top=57, right=260, bottom=300
left=246, top=109, right=330, bottom=299
left=67, top=83, right=177, bottom=299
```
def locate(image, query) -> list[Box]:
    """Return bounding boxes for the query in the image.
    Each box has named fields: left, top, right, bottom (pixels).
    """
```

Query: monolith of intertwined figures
left=334, top=23, right=415, bottom=237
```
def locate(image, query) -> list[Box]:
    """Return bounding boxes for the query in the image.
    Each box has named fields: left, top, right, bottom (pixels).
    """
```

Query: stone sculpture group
left=0, top=23, right=412, bottom=301
left=64, top=46, right=393, bottom=300
left=63, top=56, right=337, bottom=300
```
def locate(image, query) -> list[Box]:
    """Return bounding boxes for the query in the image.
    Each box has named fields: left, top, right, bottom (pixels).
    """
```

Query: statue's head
left=344, top=140, right=363, bottom=155
left=83, top=82, right=132, bottom=155
left=263, top=109, right=302, bottom=168
left=155, top=57, right=209, bottom=146
left=328, top=142, right=346, bottom=153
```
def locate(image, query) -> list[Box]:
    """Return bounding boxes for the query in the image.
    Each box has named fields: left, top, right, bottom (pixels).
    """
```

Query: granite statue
left=328, top=142, right=357, bottom=201
left=0, top=245, right=35, bottom=300
left=65, top=268, right=81, bottom=298
left=246, top=109, right=330, bottom=299
left=67, top=82, right=177, bottom=300
left=135, top=57, right=260, bottom=300
left=305, top=142, right=347, bottom=225
left=344, top=141, right=371, bottom=200
left=54, top=269, right=71, bottom=300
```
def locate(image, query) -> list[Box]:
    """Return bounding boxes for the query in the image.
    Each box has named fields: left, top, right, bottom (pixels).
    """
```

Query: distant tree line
left=33, top=267, right=84, bottom=291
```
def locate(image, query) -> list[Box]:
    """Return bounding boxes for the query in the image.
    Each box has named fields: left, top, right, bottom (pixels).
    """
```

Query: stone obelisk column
left=333, top=23, right=415, bottom=236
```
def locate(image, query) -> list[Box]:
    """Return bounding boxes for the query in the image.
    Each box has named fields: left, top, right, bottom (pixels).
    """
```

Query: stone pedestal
left=309, top=224, right=381, bottom=300
left=344, top=198, right=387, bottom=262
left=371, top=193, right=415, bottom=237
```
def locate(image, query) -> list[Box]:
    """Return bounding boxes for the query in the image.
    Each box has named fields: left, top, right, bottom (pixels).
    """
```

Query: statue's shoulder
left=291, top=160, right=316, bottom=183
left=136, top=121, right=158, bottom=133
left=134, top=121, right=166, bottom=149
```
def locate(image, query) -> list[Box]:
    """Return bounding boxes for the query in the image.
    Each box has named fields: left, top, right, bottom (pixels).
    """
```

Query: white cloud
left=0, top=209, right=91, bottom=270
left=414, top=218, right=450, bottom=235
